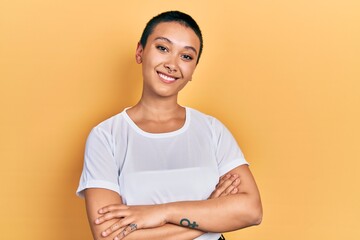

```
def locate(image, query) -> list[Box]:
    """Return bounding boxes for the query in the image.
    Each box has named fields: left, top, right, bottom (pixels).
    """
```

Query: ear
left=135, top=42, right=144, bottom=64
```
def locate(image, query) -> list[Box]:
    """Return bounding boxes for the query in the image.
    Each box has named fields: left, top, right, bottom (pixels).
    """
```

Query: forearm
left=165, top=192, right=262, bottom=232
left=92, top=166, right=262, bottom=238
left=91, top=214, right=204, bottom=240
left=84, top=189, right=204, bottom=240
left=161, top=165, right=263, bottom=232
left=122, top=223, right=204, bottom=240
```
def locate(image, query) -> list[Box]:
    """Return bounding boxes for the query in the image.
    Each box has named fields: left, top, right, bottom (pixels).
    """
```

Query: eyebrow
left=154, top=37, right=198, bottom=55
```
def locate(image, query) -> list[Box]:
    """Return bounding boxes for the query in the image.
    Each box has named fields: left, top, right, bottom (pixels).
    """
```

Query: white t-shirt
left=77, top=107, right=248, bottom=240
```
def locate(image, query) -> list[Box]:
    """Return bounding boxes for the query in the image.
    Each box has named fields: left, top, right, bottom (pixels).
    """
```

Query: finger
left=231, top=187, right=239, bottom=194
left=95, top=210, right=127, bottom=224
left=101, top=221, right=122, bottom=237
left=228, top=174, right=239, bottom=186
left=101, top=217, right=133, bottom=237
left=219, top=185, right=235, bottom=197
left=230, top=177, right=240, bottom=188
left=219, top=173, right=231, bottom=181
left=210, top=174, right=234, bottom=198
left=210, top=174, right=239, bottom=199
left=223, top=176, right=240, bottom=195
left=221, top=174, right=239, bottom=186
left=99, top=204, right=128, bottom=214
left=218, top=177, right=238, bottom=197
left=219, top=178, right=240, bottom=197
left=115, top=223, right=138, bottom=240
left=216, top=174, right=231, bottom=188
left=210, top=185, right=228, bottom=199
left=212, top=174, right=239, bottom=198
left=209, top=187, right=222, bottom=199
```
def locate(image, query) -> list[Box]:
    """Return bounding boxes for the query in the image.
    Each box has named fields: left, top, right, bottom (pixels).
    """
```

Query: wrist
left=162, top=202, right=174, bottom=224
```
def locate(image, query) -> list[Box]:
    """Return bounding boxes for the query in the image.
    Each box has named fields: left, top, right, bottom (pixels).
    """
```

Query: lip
left=157, top=71, right=179, bottom=83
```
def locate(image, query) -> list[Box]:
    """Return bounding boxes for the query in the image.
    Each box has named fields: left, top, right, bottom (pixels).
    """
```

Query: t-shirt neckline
left=122, top=107, right=191, bottom=138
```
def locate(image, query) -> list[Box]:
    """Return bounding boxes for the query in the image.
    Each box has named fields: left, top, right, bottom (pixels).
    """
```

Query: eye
left=156, top=45, right=168, bottom=52
left=181, top=54, right=193, bottom=61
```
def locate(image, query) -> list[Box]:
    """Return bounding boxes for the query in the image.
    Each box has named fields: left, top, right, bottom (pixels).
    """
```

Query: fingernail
left=95, top=219, right=100, bottom=224
left=101, top=231, right=107, bottom=237
left=98, top=209, right=103, bottom=213
left=114, top=237, right=119, bottom=240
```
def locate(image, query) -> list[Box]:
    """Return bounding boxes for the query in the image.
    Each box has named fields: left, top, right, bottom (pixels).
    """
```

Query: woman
left=77, top=11, right=262, bottom=240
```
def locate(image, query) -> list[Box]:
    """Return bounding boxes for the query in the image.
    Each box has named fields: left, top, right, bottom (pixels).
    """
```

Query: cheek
left=142, top=56, right=160, bottom=74
left=184, top=68, right=195, bottom=80
left=182, top=64, right=197, bottom=78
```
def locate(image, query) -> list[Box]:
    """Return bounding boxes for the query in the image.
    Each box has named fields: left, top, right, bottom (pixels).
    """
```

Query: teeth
left=159, top=73, right=176, bottom=81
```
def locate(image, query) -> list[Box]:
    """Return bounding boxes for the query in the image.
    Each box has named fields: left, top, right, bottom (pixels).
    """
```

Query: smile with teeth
left=158, top=72, right=177, bottom=82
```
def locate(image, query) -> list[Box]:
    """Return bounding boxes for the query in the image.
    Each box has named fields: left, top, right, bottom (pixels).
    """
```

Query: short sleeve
left=76, top=127, right=121, bottom=198
left=212, top=118, right=249, bottom=176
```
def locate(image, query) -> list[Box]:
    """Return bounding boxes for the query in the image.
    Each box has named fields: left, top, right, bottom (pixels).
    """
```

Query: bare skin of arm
left=97, top=165, right=262, bottom=239
left=84, top=173, right=241, bottom=240
left=85, top=189, right=203, bottom=240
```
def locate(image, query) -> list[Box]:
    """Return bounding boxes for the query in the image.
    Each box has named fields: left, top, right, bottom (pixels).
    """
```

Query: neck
left=132, top=95, right=183, bottom=120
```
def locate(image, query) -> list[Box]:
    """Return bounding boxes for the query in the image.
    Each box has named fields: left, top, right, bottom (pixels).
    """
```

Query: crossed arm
left=84, top=165, right=262, bottom=240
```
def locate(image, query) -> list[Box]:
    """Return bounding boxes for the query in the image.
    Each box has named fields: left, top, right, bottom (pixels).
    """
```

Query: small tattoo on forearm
left=180, top=218, right=199, bottom=228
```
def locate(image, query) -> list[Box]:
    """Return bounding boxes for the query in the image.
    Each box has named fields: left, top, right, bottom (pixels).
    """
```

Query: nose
left=164, top=63, right=177, bottom=74
left=164, top=56, right=178, bottom=74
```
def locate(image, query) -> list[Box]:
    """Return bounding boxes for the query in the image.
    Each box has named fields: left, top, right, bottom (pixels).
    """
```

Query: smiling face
left=136, top=21, right=201, bottom=99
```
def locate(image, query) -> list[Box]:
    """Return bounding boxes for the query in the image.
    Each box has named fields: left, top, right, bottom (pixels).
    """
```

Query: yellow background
left=1, top=0, right=359, bottom=239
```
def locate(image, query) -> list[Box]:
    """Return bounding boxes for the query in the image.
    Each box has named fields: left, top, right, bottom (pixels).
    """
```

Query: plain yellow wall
left=1, top=0, right=359, bottom=239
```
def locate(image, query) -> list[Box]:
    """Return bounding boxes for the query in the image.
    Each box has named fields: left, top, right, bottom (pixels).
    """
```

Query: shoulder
left=187, top=107, right=216, bottom=124
left=92, top=109, right=127, bottom=132
left=87, top=109, right=129, bottom=142
left=187, top=107, right=226, bottom=131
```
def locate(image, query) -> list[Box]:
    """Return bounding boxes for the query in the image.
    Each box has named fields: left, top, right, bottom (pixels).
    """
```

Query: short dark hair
left=139, top=11, right=203, bottom=64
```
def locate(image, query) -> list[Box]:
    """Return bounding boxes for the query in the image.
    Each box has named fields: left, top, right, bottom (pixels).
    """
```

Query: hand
left=208, top=174, right=240, bottom=199
left=95, top=204, right=167, bottom=240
